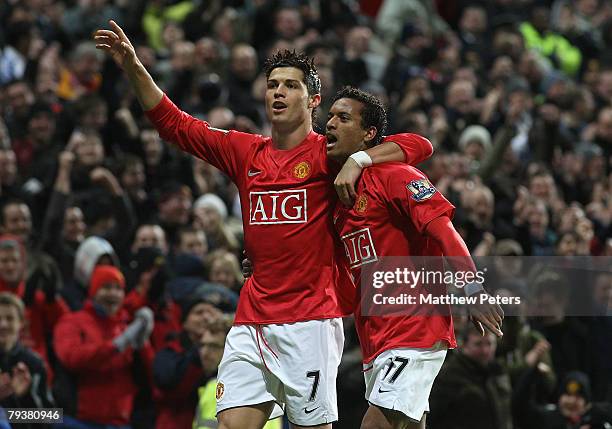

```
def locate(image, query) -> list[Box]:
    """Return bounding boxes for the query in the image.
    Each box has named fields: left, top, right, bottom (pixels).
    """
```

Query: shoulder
left=367, top=163, right=429, bottom=189
left=14, top=345, right=46, bottom=372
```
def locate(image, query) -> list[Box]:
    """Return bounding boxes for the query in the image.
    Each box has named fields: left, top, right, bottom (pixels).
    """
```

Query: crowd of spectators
left=0, top=0, right=611, bottom=428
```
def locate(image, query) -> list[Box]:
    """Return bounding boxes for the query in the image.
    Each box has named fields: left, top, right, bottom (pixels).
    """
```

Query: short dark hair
left=331, top=87, right=388, bottom=147
left=263, top=50, right=321, bottom=96
left=0, top=198, right=27, bottom=227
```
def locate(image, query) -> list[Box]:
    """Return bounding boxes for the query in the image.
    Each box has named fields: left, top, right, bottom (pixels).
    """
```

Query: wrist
left=349, top=151, right=372, bottom=168
left=464, top=282, right=484, bottom=296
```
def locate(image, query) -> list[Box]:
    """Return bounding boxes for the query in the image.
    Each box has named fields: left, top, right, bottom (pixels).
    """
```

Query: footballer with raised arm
left=94, top=22, right=434, bottom=429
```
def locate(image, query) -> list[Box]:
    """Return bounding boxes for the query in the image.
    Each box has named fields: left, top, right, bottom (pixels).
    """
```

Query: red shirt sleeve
left=385, top=133, right=433, bottom=166
left=385, top=166, right=455, bottom=233
left=145, top=94, right=257, bottom=181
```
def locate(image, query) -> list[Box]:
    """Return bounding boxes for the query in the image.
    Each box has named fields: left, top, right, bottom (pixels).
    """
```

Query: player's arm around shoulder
left=334, top=133, right=433, bottom=206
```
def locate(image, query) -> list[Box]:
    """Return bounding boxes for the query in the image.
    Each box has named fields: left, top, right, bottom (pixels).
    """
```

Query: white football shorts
left=363, top=343, right=447, bottom=422
left=216, top=318, right=344, bottom=426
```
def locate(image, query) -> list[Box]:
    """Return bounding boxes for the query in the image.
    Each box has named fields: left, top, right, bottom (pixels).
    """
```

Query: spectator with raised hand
left=0, top=292, right=54, bottom=426
left=40, top=145, right=85, bottom=282
left=53, top=265, right=154, bottom=429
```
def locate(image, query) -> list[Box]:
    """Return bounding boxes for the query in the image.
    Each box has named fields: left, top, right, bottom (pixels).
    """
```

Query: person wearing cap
left=152, top=286, right=237, bottom=429
left=62, top=235, right=120, bottom=311
left=53, top=265, right=154, bottom=429
left=513, top=370, right=612, bottom=429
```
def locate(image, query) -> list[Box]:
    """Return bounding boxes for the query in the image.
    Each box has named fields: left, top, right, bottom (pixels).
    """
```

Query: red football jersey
left=334, top=162, right=458, bottom=363
left=146, top=95, right=432, bottom=324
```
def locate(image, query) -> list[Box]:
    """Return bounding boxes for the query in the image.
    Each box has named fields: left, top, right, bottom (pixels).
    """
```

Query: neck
left=271, top=120, right=312, bottom=150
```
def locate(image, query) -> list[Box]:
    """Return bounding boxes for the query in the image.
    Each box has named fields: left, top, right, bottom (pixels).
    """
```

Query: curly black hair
left=263, top=50, right=321, bottom=96
left=331, top=87, right=387, bottom=147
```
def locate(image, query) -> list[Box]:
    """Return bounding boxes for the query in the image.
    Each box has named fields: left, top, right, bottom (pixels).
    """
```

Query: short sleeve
left=385, top=167, right=455, bottom=233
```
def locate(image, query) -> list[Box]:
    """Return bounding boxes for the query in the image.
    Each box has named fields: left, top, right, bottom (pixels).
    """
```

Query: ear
left=363, top=126, right=378, bottom=146
left=308, top=94, right=321, bottom=110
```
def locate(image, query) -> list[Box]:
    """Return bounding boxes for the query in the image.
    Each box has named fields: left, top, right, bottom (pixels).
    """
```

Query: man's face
left=265, top=67, right=318, bottom=129
left=0, top=150, right=17, bottom=186
left=0, top=304, right=21, bottom=351
left=93, top=283, right=124, bottom=316
left=28, top=112, right=56, bottom=144
left=132, top=225, right=167, bottom=254
left=325, top=98, right=374, bottom=163
left=6, top=82, right=33, bottom=116
left=184, top=302, right=222, bottom=339
left=1, top=203, right=32, bottom=241
left=63, top=206, right=86, bottom=243
left=121, top=162, right=146, bottom=192
left=0, top=247, right=23, bottom=286
left=159, top=192, right=192, bottom=226
left=462, top=332, right=496, bottom=366
left=558, top=393, right=587, bottom=419
left=178, top=231, right=208, bottom=260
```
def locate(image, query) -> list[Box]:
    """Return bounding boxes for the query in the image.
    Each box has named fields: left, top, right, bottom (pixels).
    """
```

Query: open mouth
left=326, top=133, right=337, bottom=150
left=272, top=101, right=287, bottom=112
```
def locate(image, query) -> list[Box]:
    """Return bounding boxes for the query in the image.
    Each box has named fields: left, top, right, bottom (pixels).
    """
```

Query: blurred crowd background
left=0, top=0, right=611, bottom=428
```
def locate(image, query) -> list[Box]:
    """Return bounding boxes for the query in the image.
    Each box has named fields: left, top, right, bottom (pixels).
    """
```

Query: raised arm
left=335, top=133, right=433, bottom=205
left=94, top=21, right=252, bottom=180
left=94, top=20, right=162, bottom=110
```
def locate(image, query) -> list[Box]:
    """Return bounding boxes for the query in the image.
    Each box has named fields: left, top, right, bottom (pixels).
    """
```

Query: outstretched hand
left=467, top=292, right=504, bottom=337
left=94, top=20, right=138, bottom=71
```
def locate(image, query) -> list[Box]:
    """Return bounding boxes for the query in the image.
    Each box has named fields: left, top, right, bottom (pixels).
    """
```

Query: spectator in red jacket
left=0, top=234, right=68, bottom=373
left=53, top=265, right=154, bottom=429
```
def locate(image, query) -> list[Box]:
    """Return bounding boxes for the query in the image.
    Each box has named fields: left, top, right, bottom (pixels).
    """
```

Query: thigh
left=363, top=345, right=447, bottom=423
left=360, top=405, right=425, bottom=429
left=218, top=402, right=276, bottom=429
left=216, top=325, right=284, bottom=419
left=265, top=318, right=344, bottom=427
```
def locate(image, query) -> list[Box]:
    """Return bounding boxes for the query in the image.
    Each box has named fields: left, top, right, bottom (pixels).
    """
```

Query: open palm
left=94, top=20, right=138, bottom=70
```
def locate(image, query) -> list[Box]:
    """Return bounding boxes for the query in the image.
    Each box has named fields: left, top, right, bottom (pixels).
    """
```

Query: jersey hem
left=362, top=337, right=457, bottom=364
left=233, top=311, right=351, bottom=325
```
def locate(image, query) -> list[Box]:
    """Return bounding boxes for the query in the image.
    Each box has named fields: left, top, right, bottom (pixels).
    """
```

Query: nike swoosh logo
left=304, top=406, right=320, bottom=414
left=378, top=387, right=392, bottom=393
left=248, top=170, right=261, bottom=177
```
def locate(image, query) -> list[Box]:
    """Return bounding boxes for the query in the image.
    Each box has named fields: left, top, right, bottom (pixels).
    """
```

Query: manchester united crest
left=355, top=195, right=368, bottom=213
left=216, top=381, right=225, bottom=401
left=293, top=161, right=311, bottom=179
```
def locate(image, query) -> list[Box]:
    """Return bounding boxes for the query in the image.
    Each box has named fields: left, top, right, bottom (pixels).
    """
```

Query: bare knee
left=361, top=406, right=392, bottom=429
left=291, top=424, right=332, bottom=429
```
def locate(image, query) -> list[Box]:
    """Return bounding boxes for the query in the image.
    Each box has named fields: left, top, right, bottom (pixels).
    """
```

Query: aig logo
left=341, top=228, right=378, bottom=268
left=249, top=190, right=308, bottom=225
